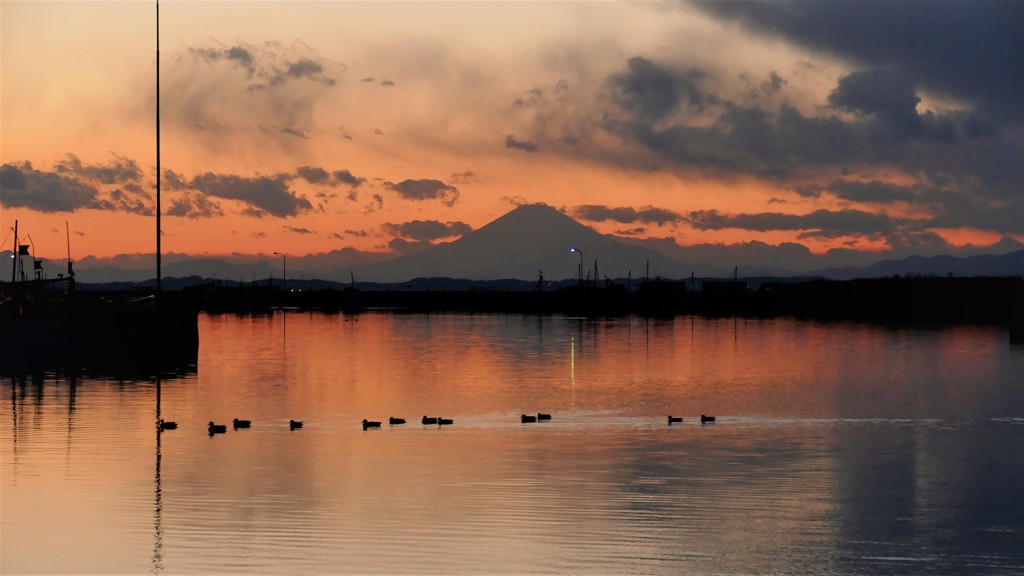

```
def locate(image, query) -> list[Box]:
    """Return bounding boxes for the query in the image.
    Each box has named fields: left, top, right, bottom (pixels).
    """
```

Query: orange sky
left=2, top=1, right=1021, bottom=263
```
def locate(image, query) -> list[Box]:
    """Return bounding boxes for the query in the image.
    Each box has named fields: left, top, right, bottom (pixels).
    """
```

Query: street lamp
left=273, top=252, right=286, bottom=291
left=570, top=247, right=583, bottom=284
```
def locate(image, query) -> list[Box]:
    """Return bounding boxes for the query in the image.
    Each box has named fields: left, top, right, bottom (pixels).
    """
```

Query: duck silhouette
left=421, top=416, right=438, bottom=425
left=437, top=417, right=454, bottom=425
left=389, top=417, right=406, bottom=425
left=289, top=419, right=303, bottom=430
left=158, top=419, right=177, bottom=430
left=521, top=414, right=537, bottom=423
left=208, top=421, right=227, bottom=434
left=667, top=416, right=683, bottom=424
left=362, top=419, right=381, bottom=429
left=232, top=418, right=251, bottom=429
left=537, top=413, right=552, bottom=421
left=701, top=414, right=716, bottom=423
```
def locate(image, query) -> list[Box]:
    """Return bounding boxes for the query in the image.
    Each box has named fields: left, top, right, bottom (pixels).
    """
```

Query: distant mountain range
left=4, top=204, right=1022, bottom=285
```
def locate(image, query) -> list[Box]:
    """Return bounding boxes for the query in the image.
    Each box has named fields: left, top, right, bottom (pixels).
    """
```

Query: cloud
left=687, top=208, right=907, bottom=237
left=574, top=205, right=683, bottom=226
left=387, top=237, right=435, bottom=256
left=167, top=192, right=224, bottom=219
left=386, top=179, right=459, bottom=207
left=285, top=226, right=316, bottom=235
left=332, top=169, right=366, bottom=188
left=54, top=153, right=144, bottom=185
left=278, top=126, right=310, bottom=139
left=277, top=58, right=333, bottom=86
left=598, top=54, right=1022, bottom=232
left=364, top=193, right=384, bottom=213
left=188, top=172, right=313, bottom=217
left=826, top=179, right=915, bottom=204
left=505, top=135, right=539, bottom=153
left=381, top=220, right=473, bottom=242
left=608, top=56, right=710, bottom=124
left=0, top=161, right=151, bottom=214
left=513, top=81, right=568, bottom=109
left=828, top=69, right=922, bottom=135
left=449, top=171, right=478, bottom=185
left=190, top=43, right=335, bottom=89
left=297, top=166, right=330, bottom=185
left=690, top=0, right=1023, bottom=123
left=166, top=41, right=340, bottom=153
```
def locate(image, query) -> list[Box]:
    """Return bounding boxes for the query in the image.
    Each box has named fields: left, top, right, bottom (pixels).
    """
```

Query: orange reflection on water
left=2, top=312, right=1021, bottom=574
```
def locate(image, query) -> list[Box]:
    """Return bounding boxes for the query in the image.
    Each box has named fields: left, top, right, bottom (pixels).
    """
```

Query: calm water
left=3, top=312, right=1023, bottom=575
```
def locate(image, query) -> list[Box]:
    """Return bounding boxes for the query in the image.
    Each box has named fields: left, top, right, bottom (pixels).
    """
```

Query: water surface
left=3, top=313, right=1023, bottom=574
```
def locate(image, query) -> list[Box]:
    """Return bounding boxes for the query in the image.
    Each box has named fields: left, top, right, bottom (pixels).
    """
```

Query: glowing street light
left=570, top=247, right=583, bottom=284
left=273, top=252, right=287, bottom=291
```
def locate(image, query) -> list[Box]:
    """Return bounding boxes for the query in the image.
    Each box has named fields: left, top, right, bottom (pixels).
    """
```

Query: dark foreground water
left=3, top=312, right=1023, bottom=574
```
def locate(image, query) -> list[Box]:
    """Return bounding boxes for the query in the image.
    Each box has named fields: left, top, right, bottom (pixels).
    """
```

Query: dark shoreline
left=3, top=276, right=1021, bottom=376
left=185, top=276, right=1023, bottom=328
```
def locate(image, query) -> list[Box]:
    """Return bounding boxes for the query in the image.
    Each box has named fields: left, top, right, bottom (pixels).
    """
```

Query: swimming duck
left=232, top=418, right=251, bottom=428
left=537, top=413, right=552, bottom=421
left=389, top=417, right=406, bottom=425
left=289, top=419, right=303, bottom=430
left=437, top=417, right=454, bottom=425
left=158, top=419, right=178, bottom=430
left=667, top=416, right=683, bottom=424
left=701, top=414, right=716, bottom=423
left=208, top=421, right=227, bottom=434
left=421, top=416, right=438, bottom=425
left=362, top=419, right=381, bottom=429
left=521, top=414, right=537, bottom=423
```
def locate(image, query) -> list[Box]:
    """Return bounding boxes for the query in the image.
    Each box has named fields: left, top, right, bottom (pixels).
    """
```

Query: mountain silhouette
left=14, top=205, right=1020, bottom=284
left=351, top=203, right=692, bottom=282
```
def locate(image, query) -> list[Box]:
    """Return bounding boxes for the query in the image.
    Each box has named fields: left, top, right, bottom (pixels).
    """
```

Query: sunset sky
left=2, top=0, right=1021, bottom=264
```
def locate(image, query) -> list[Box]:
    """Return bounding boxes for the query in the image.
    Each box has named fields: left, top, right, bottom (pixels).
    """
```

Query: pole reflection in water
left=153, top=377, right=163, bottom=575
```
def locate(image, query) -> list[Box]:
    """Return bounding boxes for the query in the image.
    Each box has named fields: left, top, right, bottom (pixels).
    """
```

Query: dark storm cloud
left=505, top=135, right=539, bottom=153
left=608, top=56, right=710, bottom=123
left=687, top=208, right=906, bottom=237
left=189, top=173, right=313, bottom=217
left=601, top=54, right=1021, bottom=232
left=692, top=0, right=1023, bottom=123
left=386, top=179, right=459, bottom=207
left=380, top=220, right=473, bottom=242
left=605, top=58, right=858, bottom=176
left=920, top=188, right=1024, bottom=236
left=827, top=179, right=915, bottom=203
left=828, top=69, right=923, bottom=136
left=827, top=69, right=972, bottom=144
left=574, top=205, right=683, bottom=226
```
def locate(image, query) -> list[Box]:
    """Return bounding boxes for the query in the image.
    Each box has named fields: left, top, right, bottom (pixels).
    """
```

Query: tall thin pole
left=155, top=0, right=162, bottom=293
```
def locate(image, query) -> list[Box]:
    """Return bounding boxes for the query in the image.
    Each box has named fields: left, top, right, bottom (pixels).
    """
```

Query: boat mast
left=9, top=220, right=17, bottom=282
left=155, top=0, right=162, bottom=292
